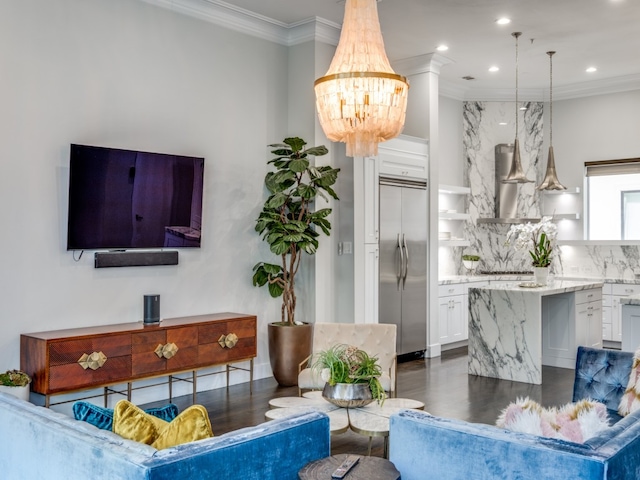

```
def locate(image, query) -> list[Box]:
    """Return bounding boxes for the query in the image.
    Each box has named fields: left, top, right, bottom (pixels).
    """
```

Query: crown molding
left=137, top=0, right=340, bottom=46
left=138, top=0, right=640, bottom=102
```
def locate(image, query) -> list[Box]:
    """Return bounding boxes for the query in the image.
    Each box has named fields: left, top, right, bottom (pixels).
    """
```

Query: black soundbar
left=94, top=251, right=179, bottom=268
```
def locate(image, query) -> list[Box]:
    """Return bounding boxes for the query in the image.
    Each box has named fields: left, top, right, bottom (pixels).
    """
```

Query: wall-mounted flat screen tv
left=67, top=144, right=205, bottom=250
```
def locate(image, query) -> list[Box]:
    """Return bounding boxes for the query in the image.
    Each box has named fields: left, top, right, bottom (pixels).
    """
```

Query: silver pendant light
left=504, top=32, right=534, bottom=184
left=537, top=51, right=566, bottom=190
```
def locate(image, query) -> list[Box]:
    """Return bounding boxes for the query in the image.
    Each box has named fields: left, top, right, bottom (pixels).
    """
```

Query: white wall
left=439, top=96, right=464, bottom=186
left=0, top=0, right=291, bottom=406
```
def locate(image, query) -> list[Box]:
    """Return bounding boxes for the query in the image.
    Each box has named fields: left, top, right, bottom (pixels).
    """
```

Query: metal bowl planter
left=322, top=382, right=374, bottom=408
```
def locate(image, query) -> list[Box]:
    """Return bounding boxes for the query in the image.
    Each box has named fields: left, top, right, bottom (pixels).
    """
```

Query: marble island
left=468, top=279, right=604, bottom=385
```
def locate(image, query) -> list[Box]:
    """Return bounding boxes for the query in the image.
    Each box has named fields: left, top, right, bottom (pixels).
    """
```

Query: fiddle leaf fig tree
left=252, top=137, right=340, bottom=325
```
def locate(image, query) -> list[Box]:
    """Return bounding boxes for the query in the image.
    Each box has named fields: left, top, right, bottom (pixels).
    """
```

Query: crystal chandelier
left=503, top=32, right=533, bottom=183
left=314, top=0, right=409, bottom=158
left=537, top=51, right=566, bottom=190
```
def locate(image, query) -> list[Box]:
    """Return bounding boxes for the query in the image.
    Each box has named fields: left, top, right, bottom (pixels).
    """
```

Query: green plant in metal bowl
left=312, top=344, right=385, bottom=405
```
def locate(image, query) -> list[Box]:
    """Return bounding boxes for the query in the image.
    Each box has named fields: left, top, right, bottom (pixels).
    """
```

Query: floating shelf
left=439, top=212, right=471, bottom=220
left=439, top=240, right=471, bottom=247
left=542, top=187, right=581, bottom=195
left=439, top=185, right=470, bottom=195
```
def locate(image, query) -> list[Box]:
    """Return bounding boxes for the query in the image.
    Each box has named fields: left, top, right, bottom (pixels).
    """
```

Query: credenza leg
left=192, top=371, right=197, bottom=403
left=104, top=387, right=108, bottom=407
left=250, top=358, right=254, bottom=395
left=127, top=382, right=132, bottom=401
left=169, top=375, right=173, bottom=402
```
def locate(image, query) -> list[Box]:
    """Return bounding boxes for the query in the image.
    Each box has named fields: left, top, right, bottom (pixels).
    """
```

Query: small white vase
left=533, top=266, right=549, bottom=285
left=0, top=384, right=30, bottom=402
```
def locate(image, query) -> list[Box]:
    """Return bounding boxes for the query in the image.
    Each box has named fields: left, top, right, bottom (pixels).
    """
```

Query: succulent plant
left=0, top=369, right=31, bottom=387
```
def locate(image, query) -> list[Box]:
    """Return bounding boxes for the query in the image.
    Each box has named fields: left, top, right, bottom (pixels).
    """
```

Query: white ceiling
left=149, top=0, right=640, bottom=100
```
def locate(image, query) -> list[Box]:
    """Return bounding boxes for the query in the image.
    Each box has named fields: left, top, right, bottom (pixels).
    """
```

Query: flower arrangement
left=505, top=216, right=558, bottom=267
left=312, top=344, right=386, bottom=404
left=0, top=369, right=31, bottom=387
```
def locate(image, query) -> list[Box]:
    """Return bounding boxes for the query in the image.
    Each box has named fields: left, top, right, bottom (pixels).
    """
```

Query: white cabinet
left=378, top=137, right=428, bottom=180
left=542, top=288, right=602, bottom=369
left=622, top=303, right=640, bottom=352
left=603, top=284, right=640, bottom=343
left=575, top=288, right=603, bottom=350
left=363, top=244, right=379, bottom=324
left=438, top=284, right=465, bottom=345
left=438, top=185, right=471, bottom=247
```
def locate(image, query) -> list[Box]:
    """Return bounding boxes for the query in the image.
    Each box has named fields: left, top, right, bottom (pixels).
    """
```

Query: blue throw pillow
left=73, top=401, right=179, bottom=431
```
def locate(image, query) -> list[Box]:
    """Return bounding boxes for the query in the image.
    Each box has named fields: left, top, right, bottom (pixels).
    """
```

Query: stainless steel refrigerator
left=378, top=178, right=428, bottom=356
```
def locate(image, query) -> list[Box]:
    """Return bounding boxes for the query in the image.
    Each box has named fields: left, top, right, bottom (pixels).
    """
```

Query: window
left=586, top=159, right=640, bottom=240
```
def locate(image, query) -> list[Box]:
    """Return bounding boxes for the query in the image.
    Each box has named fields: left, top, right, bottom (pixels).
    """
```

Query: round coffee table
left=266, top=391, right=424, bottom=456
left=298, top=454, right=400, bottom=480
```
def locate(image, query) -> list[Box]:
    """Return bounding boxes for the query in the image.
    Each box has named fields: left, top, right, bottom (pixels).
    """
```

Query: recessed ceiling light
left=519, top=106, right=527, bottom=111
left=586, top=66, right=597, bottom=73
left=496, top=17, right=511, bottom=25
left=488, top=66, right=499, bottom=72
left=436, top=44, right=449, bottom=52
left=499, top=122, right=508, bottom=126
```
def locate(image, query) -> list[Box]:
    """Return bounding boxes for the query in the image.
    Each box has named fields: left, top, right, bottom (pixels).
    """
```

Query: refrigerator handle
left=402, top=234, right=409, bottom=289
left=396, top=233, right=403, bottom=290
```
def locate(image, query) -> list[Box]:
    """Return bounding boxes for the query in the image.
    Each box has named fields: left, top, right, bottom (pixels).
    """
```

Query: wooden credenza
left=20, top=312, right=256, bottom=407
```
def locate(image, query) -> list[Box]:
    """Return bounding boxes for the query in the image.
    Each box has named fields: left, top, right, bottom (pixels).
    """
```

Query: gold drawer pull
left=218, top=333, right=238, bottom=349
left=78, top=351, right=107, bottom=370
left=154, top=343, right=179, bottom=359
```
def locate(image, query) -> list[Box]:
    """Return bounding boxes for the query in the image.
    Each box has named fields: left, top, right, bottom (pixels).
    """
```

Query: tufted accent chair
left=297, top=323, right=397, bottom=397
left=572, top=346, right=634, bottom=423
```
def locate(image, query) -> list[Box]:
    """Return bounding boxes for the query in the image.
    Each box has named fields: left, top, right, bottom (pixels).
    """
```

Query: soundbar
left=94, top=251, right=179, bottom=268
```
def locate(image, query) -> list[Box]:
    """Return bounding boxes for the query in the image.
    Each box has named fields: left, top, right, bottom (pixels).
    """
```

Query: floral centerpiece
left=312, top=344, right=385, bottom=406
left=505, top=216, right=558, bottom=284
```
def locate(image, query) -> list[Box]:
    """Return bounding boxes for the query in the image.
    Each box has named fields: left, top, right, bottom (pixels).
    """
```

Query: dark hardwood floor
left=142, top=347, right=576, bottom=457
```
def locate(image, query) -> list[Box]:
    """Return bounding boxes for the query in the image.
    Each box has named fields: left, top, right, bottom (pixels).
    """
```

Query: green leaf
left=283, top=233, right=303, bottom=242
left=289, top=157, right=309, bottom=173
left=262, top=263, right=282, bottom=275
left=268, top=282, right=284, bottom=298
left=267, top=192, right=288, bottom=209
left=283, top=137, right=306, bottom=152
left=270, top=148, right=292, bottom=156
left=270, top=239, right=290, bottom=255
left=304, top=146, right=329, bottom=157
left=296, top=184, right=316, bottom=199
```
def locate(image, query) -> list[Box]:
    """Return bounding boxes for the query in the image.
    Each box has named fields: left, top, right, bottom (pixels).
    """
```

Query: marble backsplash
left=440, top=100, right=640, bottom=281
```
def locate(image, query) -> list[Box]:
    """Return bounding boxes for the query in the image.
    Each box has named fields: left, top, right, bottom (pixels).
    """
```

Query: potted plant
left=462, top=254, right=480, bottom=274
left=0, top=369, right=31, bottom=402
left=312, top=344, right=385, bottom=406
left=252, top=137, right=340, bottom=386
left=505, top=216, right=558, bottom=285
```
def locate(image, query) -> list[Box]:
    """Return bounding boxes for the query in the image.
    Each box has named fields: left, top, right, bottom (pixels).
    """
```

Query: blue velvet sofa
left=0, top=392, right=330, bottom=480
left=389, top=347, right=640, bottom=480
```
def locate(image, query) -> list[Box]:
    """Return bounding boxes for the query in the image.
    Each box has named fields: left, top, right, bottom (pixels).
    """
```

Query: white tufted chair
left=297, top=323, right=397, bottom=397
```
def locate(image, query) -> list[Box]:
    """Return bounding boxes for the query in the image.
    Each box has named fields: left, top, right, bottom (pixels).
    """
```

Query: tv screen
left=67, top=144, right=204, bottom=250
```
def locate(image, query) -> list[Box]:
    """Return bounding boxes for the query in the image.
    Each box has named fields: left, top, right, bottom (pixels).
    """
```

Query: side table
left=299, top=454, right=400, bottom=480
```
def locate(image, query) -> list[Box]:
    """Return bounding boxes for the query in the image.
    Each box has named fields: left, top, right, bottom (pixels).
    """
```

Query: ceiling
left=203, top=0, right=640, bottom=100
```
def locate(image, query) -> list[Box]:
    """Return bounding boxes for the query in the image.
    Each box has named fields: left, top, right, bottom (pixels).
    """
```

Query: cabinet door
left=602, top=305, right=613, bottom=341
left=438, top=297, right=451, bottom=344
left=449, top=296, right=465, bottom=342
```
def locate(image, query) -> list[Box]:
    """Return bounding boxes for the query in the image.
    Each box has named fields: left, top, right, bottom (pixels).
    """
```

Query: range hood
left=477, top=144, right=541, bottom=224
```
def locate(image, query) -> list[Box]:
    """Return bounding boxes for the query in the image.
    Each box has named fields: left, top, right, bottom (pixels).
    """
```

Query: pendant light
left=503, top=32, right=533, bottom=183
left=314, top=0, right=409, bottom=158
left=537, top=51, right=566, bottom=190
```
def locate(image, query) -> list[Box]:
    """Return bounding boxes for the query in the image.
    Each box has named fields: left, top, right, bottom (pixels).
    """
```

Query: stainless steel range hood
left=477, top=144, right=541, bottom=224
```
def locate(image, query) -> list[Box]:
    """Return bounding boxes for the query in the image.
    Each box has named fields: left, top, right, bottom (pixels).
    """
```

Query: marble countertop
left=620, top=294, right=640, bottom=306
left=439, top=275, right=640, bottom=286
left=469, top=279, right=604, bottom=295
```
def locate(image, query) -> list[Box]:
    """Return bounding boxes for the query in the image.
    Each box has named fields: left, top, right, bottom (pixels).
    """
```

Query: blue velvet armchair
left=389, top=347, right=640, bottom=480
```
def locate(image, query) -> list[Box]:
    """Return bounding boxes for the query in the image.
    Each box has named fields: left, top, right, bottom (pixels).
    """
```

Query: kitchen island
left=468, top=279, right=604, bottom=384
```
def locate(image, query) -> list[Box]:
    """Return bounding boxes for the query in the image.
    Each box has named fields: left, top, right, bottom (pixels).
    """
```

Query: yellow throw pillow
left=152, top=404, right=213, bottom=450
left=113, top=400, right=213, bottom=449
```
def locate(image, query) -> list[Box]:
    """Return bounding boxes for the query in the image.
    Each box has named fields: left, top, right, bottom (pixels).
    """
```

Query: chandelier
left=314, top=0, right=409, bottom=158
left=537, top=51, right=566, bottom=190
left=503, top=32, right=533, bottom=183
